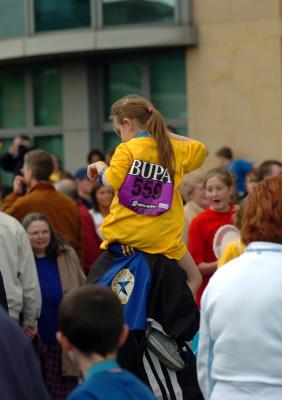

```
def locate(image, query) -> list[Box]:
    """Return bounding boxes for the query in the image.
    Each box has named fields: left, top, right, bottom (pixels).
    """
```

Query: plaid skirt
left=41, top=342, right=78, bottom=400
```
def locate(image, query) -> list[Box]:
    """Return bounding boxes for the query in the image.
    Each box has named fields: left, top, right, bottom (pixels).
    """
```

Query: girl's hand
left=87, top=161, right=108, bottom=182
left=87, top=163, right=98, bottom=181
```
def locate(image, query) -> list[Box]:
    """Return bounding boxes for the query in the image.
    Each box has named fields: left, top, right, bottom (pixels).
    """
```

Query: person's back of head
left=58, top=285, right=124, bottom=357
left=257, top=159, right=282, bottom=181
left=54, top=178, right=78, bottom=202
left=216, top=146, right=233, bottom=160
left=111, top=94, right=175, bottom=178
left=241, top=176, right=282, bottom=245
left=215, top=146, right=233, bottom=168
left=24, top=149, right=54, bottom=182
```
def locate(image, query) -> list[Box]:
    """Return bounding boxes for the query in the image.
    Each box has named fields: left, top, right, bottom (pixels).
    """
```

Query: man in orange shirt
left=2, top=149, right=83, bottom=263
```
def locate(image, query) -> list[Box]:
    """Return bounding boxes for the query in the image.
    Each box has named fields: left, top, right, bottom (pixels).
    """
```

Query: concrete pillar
left=62, top=59, right=91, bottom=173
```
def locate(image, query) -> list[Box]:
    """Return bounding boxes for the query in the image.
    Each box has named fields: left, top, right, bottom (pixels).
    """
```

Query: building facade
left=0, top=0, right=194, bottom=186
left=0, top=0, right=281, bottom=187
left=189, top=0, right=282, bottom=168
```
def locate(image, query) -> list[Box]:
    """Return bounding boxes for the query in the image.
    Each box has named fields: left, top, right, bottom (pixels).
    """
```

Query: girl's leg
left=178, top=251, right=202, bottom=297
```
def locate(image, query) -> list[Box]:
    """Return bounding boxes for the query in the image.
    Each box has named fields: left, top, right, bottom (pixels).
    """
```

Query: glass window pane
left=34, top=135, right=64, bottom=167
left=0, top=0, right=25, bottom=37
left=103, top=132, right=121, bottom=152
left=33, top=68, right=62, bottom=126
left=35, top=0, right=91, bottom=32
left=150, top=54, right=187, bottom=119
left=0, top=139, right=13, bottom=190
left=0, top=70, right=26, bottom=128
left=174, top=127, right=188, bottom=136
left=103, top=0, right=175, bottom=26
left=104, top=61, right=142, bottom=119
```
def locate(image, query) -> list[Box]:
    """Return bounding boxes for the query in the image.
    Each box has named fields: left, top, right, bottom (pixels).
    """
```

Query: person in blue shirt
left=215, top=146, right=254, bottom=198
left=57, top=285, right=156, bottom=400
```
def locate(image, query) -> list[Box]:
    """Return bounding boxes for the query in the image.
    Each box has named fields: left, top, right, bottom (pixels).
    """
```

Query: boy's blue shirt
left=228, top=159, right=253, bottom=195
left=67, top=360, right=155, bottom=400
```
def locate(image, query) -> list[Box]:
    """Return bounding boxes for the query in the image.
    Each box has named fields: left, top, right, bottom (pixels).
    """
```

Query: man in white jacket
left=0, top=211, right=41, bottom=339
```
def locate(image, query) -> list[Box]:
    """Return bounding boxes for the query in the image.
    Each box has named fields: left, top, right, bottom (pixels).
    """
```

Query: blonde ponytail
left=146, top=109, right=175, bottom=179
left=110, top=94, right=175, bottom=179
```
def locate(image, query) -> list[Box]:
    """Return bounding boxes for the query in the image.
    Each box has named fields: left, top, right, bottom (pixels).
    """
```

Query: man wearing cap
left=74, top=167, right=95, bottom=209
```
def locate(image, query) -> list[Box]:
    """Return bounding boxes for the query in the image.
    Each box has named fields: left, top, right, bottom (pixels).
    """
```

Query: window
left=103, top=132, right=121, bottom=152
left=103, top=0, right=176, bottom=26
left=0, top=70, right=26, bottom=128
left=34, top=135, right=64, bottom=166
left=33, top=68, right=62, bottom=126
left=0, top=139, right=13, bottom=190
left=34, top=0, right=91, bottom=32
left=104, top=61, right=142, bottom=119
left=150, top=55, right=187, bottom=119
left=100, top=51, right=187, bottom=150
left=0, top=64, right=63, bottom=190
left=0, top=0, right=25, bottom=38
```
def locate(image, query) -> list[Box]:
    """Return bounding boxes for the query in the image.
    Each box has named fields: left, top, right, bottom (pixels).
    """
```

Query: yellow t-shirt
left=101, top=136, right=207, bottom=259
left=217, top=239, right=246, bottom=268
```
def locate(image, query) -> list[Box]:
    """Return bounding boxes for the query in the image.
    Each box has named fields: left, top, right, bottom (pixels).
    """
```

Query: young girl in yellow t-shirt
left=88, top=95, right=207, bottom=296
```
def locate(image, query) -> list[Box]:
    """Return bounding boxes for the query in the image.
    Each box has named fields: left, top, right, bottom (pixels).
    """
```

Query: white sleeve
left=17, top=226, right=42, bottom=326
left=197, top=290, right=216, bottom=400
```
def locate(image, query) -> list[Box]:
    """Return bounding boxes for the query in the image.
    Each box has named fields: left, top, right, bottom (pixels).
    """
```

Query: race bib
left=118, top=159, right=174, bottom=216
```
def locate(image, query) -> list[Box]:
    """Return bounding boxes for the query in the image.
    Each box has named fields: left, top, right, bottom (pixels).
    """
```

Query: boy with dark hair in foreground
left=57, top=285, right=155, bottom=400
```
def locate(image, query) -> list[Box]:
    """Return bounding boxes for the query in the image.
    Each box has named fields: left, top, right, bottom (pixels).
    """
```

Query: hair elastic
left=147, top=106, right=154, bottom=113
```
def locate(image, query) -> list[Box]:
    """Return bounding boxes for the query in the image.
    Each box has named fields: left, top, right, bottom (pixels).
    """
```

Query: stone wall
left=188, top=0, right=282, bottom=169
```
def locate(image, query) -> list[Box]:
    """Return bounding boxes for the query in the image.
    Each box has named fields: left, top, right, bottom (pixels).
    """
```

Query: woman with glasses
left=22, top=212, right=85, bottom=400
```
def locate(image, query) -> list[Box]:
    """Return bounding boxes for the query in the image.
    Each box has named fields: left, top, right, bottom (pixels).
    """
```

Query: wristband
left=98, top=168, right=106, bottom=186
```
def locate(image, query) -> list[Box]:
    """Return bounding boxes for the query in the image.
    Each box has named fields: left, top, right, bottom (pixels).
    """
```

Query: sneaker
left=147, top=329, right=185, bottom=371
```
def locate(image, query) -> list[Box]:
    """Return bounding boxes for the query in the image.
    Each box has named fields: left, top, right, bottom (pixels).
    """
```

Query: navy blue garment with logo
left=0, top=306, right=50, bottom=400
left=87, top=245, right=203, bottom=400
left=98, top=244, right=151, bottom=330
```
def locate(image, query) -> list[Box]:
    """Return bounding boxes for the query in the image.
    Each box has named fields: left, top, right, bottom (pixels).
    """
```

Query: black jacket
left=0, top=146, right=32, bottom=176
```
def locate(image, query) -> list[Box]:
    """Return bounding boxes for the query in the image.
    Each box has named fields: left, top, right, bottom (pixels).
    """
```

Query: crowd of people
left=0, top=95, right=282, bottom=400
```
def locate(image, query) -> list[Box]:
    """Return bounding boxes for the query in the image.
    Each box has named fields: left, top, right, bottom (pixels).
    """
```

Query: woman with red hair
left=197, top=176, right=282, bottom=400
